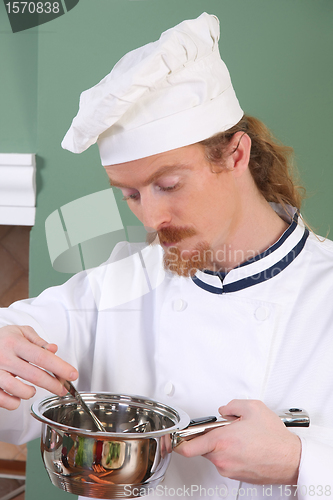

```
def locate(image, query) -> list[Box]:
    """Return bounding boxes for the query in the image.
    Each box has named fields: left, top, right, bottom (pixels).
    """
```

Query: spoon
left=61, top=379, right=107, bottom=432
left=41, top=346, right=106, bottom=432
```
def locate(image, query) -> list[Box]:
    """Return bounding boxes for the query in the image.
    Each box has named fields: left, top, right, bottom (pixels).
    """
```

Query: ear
left=226, top=132, right=251, bottom=177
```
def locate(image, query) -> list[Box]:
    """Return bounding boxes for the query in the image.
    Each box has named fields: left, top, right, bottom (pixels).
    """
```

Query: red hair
left=199, top=115, right=305, bottom=211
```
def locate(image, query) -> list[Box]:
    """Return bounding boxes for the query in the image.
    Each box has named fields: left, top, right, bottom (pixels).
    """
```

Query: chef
left=0, top=12, right=333, bottom=500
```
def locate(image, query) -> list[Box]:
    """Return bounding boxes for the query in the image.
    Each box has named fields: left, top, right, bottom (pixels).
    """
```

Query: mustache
left=146, top=226, right=197, bottom=245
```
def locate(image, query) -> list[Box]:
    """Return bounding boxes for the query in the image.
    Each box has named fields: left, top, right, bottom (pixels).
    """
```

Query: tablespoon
left=60, top=379, right=107, bottom=432
left=41, top=346, right=106, bottom=432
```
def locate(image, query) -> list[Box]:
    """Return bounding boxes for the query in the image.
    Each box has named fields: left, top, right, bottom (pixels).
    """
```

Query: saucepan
left=31, top=393, right=309, bottom=499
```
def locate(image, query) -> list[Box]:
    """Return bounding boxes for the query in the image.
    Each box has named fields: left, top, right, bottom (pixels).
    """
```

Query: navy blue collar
left=192, top=212, right=309, bottom=294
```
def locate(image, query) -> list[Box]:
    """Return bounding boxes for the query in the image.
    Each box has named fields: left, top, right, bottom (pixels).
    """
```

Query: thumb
left=218, top=399, right=247, bottom=418
left=219, top=399, right=266, bottom=419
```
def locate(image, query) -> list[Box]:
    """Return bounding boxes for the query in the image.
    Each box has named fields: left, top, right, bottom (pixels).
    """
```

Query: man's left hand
left=174, top=399, right=301, bottom=485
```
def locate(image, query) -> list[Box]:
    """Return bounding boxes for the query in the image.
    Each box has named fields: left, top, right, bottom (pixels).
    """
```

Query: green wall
left=0, top=1, right=332, bottom=499
left=0, top=8, right=37, bottom=151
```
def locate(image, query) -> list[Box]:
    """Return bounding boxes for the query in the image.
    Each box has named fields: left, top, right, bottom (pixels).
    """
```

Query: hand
left=175, top=399, right=301, bottom=485
left=0, top=325, right=78, bottom=410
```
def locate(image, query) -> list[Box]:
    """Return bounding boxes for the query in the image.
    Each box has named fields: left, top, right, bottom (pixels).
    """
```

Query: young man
left=0, top=13, right=332, bottom=500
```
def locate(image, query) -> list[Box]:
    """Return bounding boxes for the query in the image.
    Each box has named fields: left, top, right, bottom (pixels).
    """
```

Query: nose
left=138, top=192, right=172, bottom=232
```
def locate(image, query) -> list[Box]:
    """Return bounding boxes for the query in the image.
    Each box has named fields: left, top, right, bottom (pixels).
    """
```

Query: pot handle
left=277, top=408, right=310, bottom=427
left=172, top=408, right=310, bottom=447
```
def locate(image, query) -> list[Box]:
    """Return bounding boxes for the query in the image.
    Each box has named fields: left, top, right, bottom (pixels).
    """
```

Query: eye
left=158, top=184, right=178, bottom=192
left=156, top=176, right=180, bottom=193
left=123, top=194, right=140, bottom=201
left=121, top=189, right=140, bottom=201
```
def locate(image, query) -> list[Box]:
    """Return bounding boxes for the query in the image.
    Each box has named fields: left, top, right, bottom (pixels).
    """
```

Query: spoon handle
left=62, top=379, right=107, bottom=433
left=41, top=345, right=107, bottom=432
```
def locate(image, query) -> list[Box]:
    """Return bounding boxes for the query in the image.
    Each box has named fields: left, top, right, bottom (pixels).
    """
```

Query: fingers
left=218, top=399, right=265, bottom=419
left=42, top=343, right=58, bottom=354
left=0, top=325, right=79, bottom=407
left=176, top=400, right=302, bottom=484
left=175, top=435, right=210, bottom=458
left=175, top=426, right=228, bottom=458
left=0, top=388, right=21, bottom=411
left=218, top=400, right=285, bottom=432
left=175, top=401, right=248, bottom=459
left=16, top=326, right=62, bottom=365
left=176, top=400, right=269, bottom=459
left=6, top=355, right=69, bottom=398
left=20, top=325, right=54, bottom=348
left=13, top=328, right=78, bottom=382
left=0, top=369, right=36, bottom=399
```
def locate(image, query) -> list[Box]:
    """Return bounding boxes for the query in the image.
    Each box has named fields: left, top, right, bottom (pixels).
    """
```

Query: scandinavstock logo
left=3, top=0, right=79, bottom=33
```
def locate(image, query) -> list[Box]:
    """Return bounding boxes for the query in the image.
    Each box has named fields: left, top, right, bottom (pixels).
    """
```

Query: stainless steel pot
left=31, top=393, right=309, bottom=499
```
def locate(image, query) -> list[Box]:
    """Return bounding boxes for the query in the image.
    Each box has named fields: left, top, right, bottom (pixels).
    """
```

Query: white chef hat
left=61, top=12, right=243, bottom=166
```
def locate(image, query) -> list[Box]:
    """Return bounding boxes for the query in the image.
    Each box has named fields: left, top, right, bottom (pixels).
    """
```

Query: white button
left=255, top=306, right=269, bottom=321
left=164, top=382, right=175, bottom=396
left=172, top=299, right=187, bottom=312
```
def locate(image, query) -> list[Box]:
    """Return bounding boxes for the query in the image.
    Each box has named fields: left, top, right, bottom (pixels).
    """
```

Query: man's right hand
left=0, top=325, right=78, bottom=410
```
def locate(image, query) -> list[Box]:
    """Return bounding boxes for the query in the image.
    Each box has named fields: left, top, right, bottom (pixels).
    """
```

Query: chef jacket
left=0, top=205, right=333, bottom=500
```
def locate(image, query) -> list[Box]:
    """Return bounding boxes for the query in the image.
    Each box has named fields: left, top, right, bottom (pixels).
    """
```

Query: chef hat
left=61, top=12, right=243, bottom=166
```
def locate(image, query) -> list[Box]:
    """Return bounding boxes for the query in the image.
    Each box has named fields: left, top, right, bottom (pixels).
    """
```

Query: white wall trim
left=0, top=154, right=36, bottom=226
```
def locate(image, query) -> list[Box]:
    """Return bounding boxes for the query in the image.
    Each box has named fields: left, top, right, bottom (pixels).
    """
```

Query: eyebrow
left=108, top=164, right=192, bottom=189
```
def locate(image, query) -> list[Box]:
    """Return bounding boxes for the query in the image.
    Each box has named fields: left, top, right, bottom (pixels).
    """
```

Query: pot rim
left=31, top=392, right=190, bottom=438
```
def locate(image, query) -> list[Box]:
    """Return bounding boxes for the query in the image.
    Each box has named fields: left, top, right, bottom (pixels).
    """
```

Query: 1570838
left=277, top=485, right=332, bottom=497
left=5, top=1, right=60, bottom=14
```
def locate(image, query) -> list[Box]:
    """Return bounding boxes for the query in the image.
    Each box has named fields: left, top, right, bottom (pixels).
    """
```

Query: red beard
left=163, top=241, right=213, bottom=277
left=147, top=226, right=213, bottom=277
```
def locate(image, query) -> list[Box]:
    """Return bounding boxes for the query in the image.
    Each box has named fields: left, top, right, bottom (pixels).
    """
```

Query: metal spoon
left=61, top=379, right=107, bottom=432
left=41, top=346, right=106, bottom=432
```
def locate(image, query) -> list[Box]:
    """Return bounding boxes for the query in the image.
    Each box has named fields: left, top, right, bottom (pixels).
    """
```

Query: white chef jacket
left=0, top=206, right=333, bottom=500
